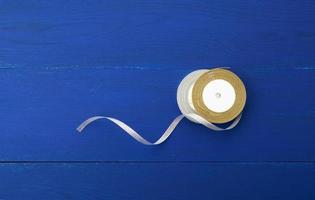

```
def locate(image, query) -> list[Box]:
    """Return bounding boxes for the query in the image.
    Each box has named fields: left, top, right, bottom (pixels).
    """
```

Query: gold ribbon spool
left=192, top=68, right=246, bottom=124
left=77, top=67, right=247, bottom=145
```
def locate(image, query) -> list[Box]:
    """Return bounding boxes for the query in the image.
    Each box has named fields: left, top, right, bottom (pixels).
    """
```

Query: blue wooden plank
left=0, top=0, right=315, bottom=68
left=0, top=67, right=314, bottom=161
left=0, top=162, right=314, bottom=199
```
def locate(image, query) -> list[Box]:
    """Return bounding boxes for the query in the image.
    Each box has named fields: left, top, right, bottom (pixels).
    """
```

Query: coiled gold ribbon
left=77, top=68, right=246, bottom=145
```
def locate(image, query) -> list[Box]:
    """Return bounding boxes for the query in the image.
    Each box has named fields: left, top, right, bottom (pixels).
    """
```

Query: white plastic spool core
left=202, top=79, right=236, bottom=113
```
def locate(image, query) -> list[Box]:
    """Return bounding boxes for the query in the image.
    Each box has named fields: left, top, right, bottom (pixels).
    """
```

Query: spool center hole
left=215, top=92, right=222, bottom=98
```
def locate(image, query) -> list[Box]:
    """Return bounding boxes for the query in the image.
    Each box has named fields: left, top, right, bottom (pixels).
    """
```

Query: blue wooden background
left=0, top=0, right=315, bottom=199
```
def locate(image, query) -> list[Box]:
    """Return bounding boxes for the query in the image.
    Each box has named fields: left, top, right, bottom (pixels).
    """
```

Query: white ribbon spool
left=77, top=68, right=246, bottom=145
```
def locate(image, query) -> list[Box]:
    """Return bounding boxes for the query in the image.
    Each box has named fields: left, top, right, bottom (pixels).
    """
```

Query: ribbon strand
left=76, top=114, right=241, bottom=145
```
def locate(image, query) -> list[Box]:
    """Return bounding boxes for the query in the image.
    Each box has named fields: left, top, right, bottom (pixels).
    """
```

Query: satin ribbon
left=76, top=113, right=242, bottom=145
left=77, top=68, right=244, bottom=145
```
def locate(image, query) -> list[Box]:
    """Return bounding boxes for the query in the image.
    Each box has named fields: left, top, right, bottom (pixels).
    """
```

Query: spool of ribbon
left=77, top=68, right=246, bottom=145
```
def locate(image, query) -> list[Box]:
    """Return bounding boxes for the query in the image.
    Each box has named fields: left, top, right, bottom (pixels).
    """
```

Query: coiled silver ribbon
left=77, top=69, right=243, bottom=145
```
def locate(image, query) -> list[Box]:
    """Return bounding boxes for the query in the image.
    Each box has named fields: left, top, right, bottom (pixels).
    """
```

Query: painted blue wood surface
left=0, top=0, right=315, bottom=199
left=0, top=163, right=314, bottom=199
left=0, top=67, right=314, bottom=161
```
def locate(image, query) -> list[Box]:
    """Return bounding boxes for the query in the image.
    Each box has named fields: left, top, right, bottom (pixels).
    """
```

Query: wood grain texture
left=0, top=163, right=314, bottom=200
left=0, top=68, right=314, bottom=161
left=0, top=0, right=315, bottom=69
left=0, top=0, right=315, bottom=199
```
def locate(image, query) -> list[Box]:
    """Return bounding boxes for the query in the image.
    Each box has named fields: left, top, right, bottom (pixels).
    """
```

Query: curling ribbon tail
left=185, top=113, right=242, bottom=131
left=77, top=114, right=242, bottom=145
left=77, top=115, right=185, bottom=145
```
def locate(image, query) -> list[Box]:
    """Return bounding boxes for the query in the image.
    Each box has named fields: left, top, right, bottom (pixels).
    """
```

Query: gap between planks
left=0, top=160, right=314, bottom=165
